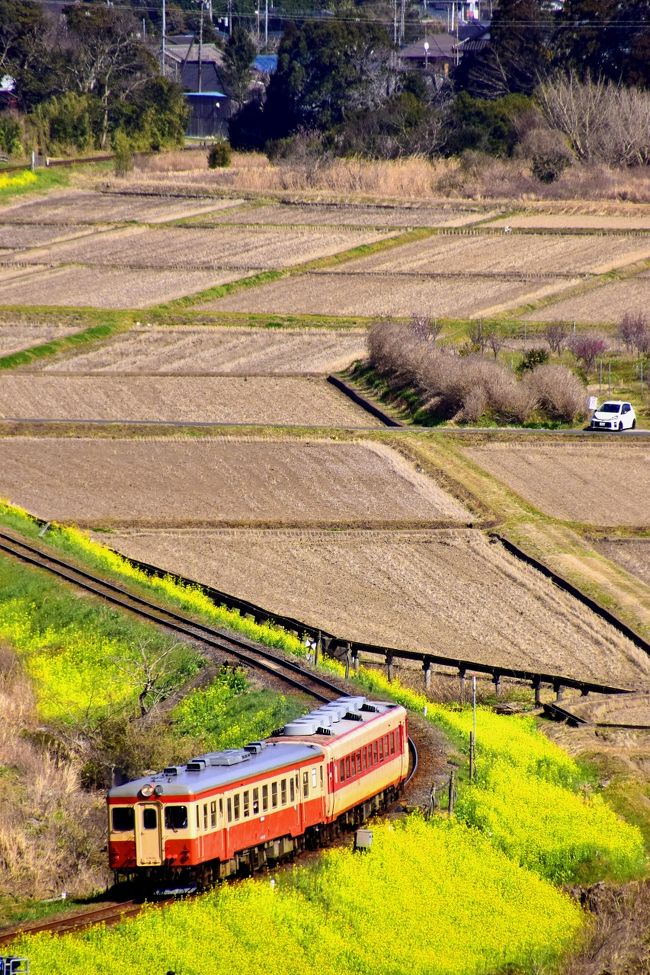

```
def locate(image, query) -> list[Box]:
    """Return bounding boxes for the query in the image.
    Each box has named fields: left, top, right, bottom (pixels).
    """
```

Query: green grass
left=0, top=316, right=130, bottom=371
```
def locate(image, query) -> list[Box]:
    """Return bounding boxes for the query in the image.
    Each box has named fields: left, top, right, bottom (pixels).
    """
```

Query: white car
left=590, top=400, right=636, bottom=431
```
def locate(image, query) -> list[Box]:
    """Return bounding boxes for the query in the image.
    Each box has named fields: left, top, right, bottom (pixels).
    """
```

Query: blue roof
left=254, top=54, right=278, bottom=73
left=185, top=90, right=227, bottom=98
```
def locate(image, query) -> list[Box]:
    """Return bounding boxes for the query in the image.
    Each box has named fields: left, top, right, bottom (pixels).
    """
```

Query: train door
left=135, top=802, right=163, bottom=866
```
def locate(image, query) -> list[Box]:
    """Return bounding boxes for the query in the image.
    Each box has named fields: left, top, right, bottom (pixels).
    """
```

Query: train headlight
left=140, top=784, right=155, bottom=797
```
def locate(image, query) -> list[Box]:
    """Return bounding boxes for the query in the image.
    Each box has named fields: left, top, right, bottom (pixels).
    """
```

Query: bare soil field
left=189, top=202, right=494, bottom=228
left=552, top=692, right=650, bottom=726
left=486, top=214, right=650, bottom=232
left=594, top=540, right=650, bottom=588
left=98, top=526, right=650, bottom=686
left=201, top=271, right=573, bottom=319
left=0, top=437, right=470, bottom=527
left=0, top=323, right=83, bottom=357
left=0, top=224, right=94, bottom=249
left=522, top=273, right=650, bottom=324
left=327, top=232, right=650, bottom=277
left=0, top=265, right=247, bottom=309
left=0, top=190, right=244, bottom=225
left=17, top=225, right=395, bottom=271
left=466, top=444, right=650, bottom=527
left=0, top=375, right=379, bottom=426
left=40, top=326, right=368, bottom=374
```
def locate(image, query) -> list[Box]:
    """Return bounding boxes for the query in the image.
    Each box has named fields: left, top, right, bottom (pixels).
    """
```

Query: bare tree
left=618, top=311, right=650, bottom=355
left=409, top=315, right=442, bottom=342
left=544, top=323, right=568, bottom=355
left=486, top=330, right=505, bottom=360
left=468, top=321, right=488, bottom=354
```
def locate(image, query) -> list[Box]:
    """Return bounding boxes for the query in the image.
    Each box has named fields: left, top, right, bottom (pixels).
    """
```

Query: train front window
left=164, top=805, right=187, bottom=831
left=111, top=807, right=134, bottom=832
left=143, top=807, right=157, bottom=830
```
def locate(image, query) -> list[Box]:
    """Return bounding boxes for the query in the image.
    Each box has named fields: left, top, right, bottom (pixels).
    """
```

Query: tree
left=443, top=91, right=531, bottom=156
left=544, top=323, right=568, bottom=354
left=568, top=331, right=608, bottom=371
left=556, top=0, right=650, bottom=88
left=261, top=20, right=393, bottom=141
left=0, top=0, right=54, bottom=110
left=221, top=26, right=256, bottom=109
left=454, top=0, right=550, bottom=99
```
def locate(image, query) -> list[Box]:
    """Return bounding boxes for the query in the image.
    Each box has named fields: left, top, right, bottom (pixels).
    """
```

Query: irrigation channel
left=0, top=528, right=421, bottom=946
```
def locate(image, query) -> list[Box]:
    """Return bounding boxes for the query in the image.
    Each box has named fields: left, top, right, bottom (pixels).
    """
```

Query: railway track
left=0, top=900, right=149, bottom=948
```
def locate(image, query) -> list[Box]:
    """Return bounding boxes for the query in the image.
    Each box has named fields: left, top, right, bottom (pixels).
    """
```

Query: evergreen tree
left=221, top=27, right=256, bottom=107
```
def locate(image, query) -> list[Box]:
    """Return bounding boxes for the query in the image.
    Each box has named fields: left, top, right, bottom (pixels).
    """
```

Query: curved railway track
left=0, top=530, right=420, bottom=947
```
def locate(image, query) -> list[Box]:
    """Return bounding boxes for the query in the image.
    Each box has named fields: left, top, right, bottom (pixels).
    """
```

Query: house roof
left=253, top=54, right=278, bottom=73
left=399, top=34, right=457, bottom=59
left=179, top=60, right=223, bottom=93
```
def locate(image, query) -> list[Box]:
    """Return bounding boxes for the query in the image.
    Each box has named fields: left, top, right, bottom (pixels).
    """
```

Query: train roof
left=108, top=697, right=403, bottom=801
left=109, top=741, right=323, bottom=800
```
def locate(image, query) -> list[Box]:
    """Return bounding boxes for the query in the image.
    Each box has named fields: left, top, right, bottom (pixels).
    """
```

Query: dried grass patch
left=201, top=271, right=572, bottom=319
left=0, top=375, right=379, bottom=426
left=40, top=325, right=368, bottom=375
left=0, top=436, right=470, bottom=527
left=466, top=443, right=650, bottom=527
left=100, top=526, right=650, bottom=686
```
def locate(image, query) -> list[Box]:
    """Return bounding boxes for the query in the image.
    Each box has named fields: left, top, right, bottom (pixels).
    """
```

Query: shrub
left=0, top=113, right=23, bottom=157
left=522, top=363, right=586, bottom=422
left=520, top=126, right=573, bottom=183
left=516, top=347, right=550, bottom=374
left=30, top=93, right=94, bottom=155
left=208, top=139, right=232, bottom=168
left=112, top=129, right=133, bottom=177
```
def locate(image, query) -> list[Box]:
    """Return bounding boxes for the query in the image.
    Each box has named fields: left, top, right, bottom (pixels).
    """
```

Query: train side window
left=345, top=757, right=351, bottom=778
left=356, top=751, right=361, bottom=774
left=339, top=759, right=345, bottom=782
left=373, top=741, right=378, bottom=764
left=253, top=788, right=259, bottom=815
left=196, top=805, right=200, bottom=829
left=210, top=801, right=217, bottom=829
left=320, top=766, right=323, bottom=788
left=290, top=778, right=295, bottom=803
left=111, top=807, right=134, bottom=832
left=262, top=784, right=269, bottom=811
left=390, top=731, right=396, bottom=755
left=164, top=806, right=187, bottom=831
left=203, top=803, right=208, bottom=831
left=303, top=771, right=309, bottom=798
left=219, top=798, right=224, bottom=820
left=272, top=782, right=278, bottom=808
left=312, top=768, right=318, bottom=789
left=234, top=794, right=240, bottom=821
left=361, top=748, right=366, bottom=771
left=243, top=791, right=250, bottom=818
left=281, top=779, right=287, bottom=805
left=227, top=797, right=232, bottom=823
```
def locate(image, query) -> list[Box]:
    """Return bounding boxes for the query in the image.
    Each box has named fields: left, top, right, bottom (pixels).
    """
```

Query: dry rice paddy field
left=486, top=213, right=650, bottom=232
left=0, top=437, right=469, bottom=527
left=0, top=374, right=378, bottom=426
left=466, top=443, right=650, bottom=527
left=594, top=540, right=650, bottom=588
left=14, top=225, right=396, bottom=272
left=187, top=201, right=495, bottom=228
left=37, top=326, right=368, bottom=374
left=0, top=265, right=250, bottom=309
left=98, top=526, right=650, bottom=687
left=200, top=272, right=571, bottom=319
left=0, top=322, right=85, bottom=357
left=0, top=224, right=95, bottom=249
left=0, top=189, right=245, bottom=225
left=324, top=232, right=650, bottom=277
left=522, top=272, right=650, bottom=324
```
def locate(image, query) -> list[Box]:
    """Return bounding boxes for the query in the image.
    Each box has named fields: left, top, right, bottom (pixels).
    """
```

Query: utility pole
left=161, top=0, right=167, bottom=75
left=198, top=0, right=204, bottom=94
left=399, top=0, right=405, bottom=44
left=264, top=0, right=268, bottom=50
left=393, top=0, right=398, bottom=46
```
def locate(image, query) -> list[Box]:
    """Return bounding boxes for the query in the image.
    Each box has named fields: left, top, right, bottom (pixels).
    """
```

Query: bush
left=516, top=347, right=550, bottom=374
left=30, top=92, right=94, bottom=155
left=522, top=363, right=586, bottom=422
left=444, top=91, right=533, bottom=158
left=208, top=139, right=232, bottom=168
left=0, top=113, right=24, bottom=157
left=520, top=126, right=573, bottom=183
left=112, top=129, right=133, bottom=177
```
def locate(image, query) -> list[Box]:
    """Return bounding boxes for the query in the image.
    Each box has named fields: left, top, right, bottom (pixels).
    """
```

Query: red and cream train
left=107, top=695, right=409, bottom=887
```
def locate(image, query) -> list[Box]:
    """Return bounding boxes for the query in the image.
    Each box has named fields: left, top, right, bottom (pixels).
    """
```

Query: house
left=164, top=39, right=232, bottom=137
left=398, top=33, right=460, bottom=76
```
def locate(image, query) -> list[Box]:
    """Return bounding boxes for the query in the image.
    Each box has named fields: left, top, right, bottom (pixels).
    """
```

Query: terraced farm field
left=99, top=526, right=650, bottom=686
left=202, top=272, right=571, bottom=318
left=0, top=265, right=247, bottom=309
left=16, top=225, right=395, bottom=271
left=0, top=322, right=84, bottom=357
left=0, top=437, right=469, bottom=527
left=327, top=232, right=650, bottom=276
left=39, top=326, right=368, bottom=374
left=523, top=272, right=650, bottom=324
left=189, top=202, right=494, bottom=228
left=466, top=443, right=650, bottom=527
left=594, top=540, right=650, bottom=588
left=0, top=224, right=94, bottom=249
left=487, top=213, right=650, bottom=231
left=0, top=375, right=378, bottom=426
left=0, top=189, right=244, bottom=225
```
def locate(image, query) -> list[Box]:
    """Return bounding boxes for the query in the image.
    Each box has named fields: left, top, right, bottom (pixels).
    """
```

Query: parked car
left=590, top=400, right=636, bottom=431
